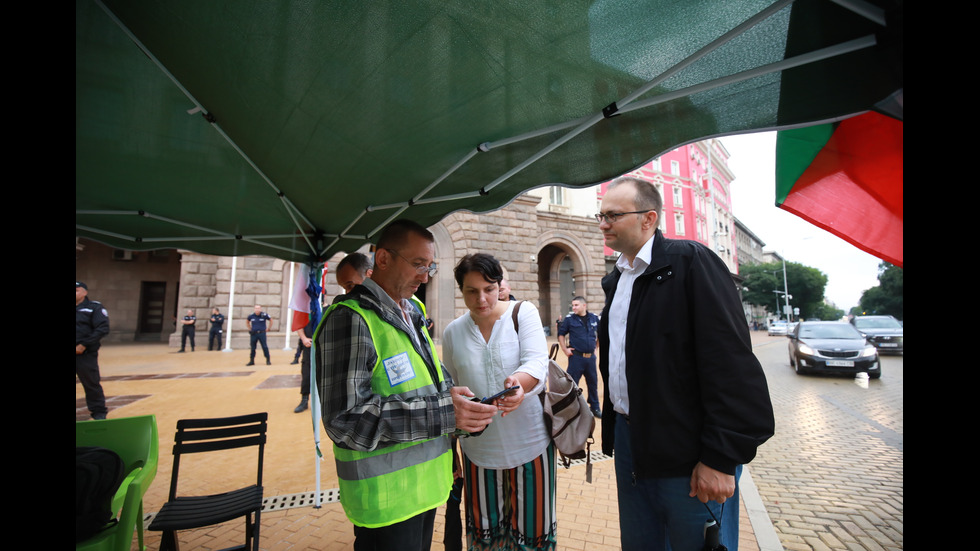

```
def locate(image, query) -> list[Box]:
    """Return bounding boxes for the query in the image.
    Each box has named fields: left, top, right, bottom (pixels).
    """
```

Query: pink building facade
left=598, top=139, right=738, bottom=274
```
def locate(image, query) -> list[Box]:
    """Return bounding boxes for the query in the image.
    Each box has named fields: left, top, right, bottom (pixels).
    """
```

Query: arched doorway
left=536, top=245, right=577, bottom=335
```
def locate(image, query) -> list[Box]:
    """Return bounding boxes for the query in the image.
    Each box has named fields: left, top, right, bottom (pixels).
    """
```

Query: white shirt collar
left=616, top=232, right=656, bottom=273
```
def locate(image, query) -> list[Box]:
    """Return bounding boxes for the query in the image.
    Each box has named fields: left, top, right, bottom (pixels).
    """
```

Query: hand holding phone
left=477, top=385, right=521, bottom=404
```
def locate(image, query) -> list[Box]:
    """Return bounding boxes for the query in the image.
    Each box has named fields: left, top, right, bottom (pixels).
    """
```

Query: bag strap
left=511, top=300, right=522, bottom=333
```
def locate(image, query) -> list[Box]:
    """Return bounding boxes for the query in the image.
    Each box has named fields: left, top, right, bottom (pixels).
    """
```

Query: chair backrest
left=76, top=415, right=159, bottom=551
left=167, top=412, right=268, bottom=501
left=76, top=415, right=159, bottom=476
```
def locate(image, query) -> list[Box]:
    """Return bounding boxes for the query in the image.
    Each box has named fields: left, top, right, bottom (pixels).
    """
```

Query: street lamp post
left=764, top=265, right=791, bottom=322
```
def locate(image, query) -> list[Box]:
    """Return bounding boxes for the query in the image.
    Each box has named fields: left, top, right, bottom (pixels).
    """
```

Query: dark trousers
left=567, top=353, right=600, bottom=410
left=76, top=351, right=107, bottom=417
left=300, top=346, right=311, bottom=395
left=249, top=331, right=270, bottom=360
left=180, top=327, right=195, bottom=351
left=353, top=507, right=436, bottom=551
left=208, top=328, right=222, bottom=350
left=614, top=415, right=741, bottom=551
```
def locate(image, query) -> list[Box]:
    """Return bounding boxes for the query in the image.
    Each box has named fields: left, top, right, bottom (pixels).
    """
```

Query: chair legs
left=154, top=511, right=261, bottom=551
left=158, top=529, right=179, bottom=551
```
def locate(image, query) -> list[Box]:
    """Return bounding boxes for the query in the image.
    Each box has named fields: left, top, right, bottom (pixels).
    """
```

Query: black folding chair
left=148, top=412, right=267, bottom=551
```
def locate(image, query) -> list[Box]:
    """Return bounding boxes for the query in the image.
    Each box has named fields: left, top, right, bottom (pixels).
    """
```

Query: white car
left=768, top=321, right=789, bottom=336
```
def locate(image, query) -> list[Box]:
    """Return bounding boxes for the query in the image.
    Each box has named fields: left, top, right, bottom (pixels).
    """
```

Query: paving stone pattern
left=749, top=338, right=903, bottom=551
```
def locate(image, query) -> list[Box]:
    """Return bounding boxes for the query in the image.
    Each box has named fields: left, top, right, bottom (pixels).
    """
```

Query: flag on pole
left=289, top=264, right=326, bottom=332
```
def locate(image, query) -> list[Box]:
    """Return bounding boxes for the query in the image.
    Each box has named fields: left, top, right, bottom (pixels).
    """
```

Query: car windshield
left=853, top=317, right=901, bottom=329
left=799, top=324, right=863, bottom=339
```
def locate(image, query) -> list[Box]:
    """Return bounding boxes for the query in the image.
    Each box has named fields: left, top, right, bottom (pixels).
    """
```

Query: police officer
left=76, top=281, right=110, bottom=420
left=179, top=309, right=196, bottom=352
left=208, top=308, right=225, bottom=351
left=246, top=305, right=272, bottom=366
left=558, top=296, right=601, bottom=417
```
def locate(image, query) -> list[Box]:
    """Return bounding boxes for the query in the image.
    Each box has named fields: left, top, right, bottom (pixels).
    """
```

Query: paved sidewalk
left=77, top=335, right=780, bottom=550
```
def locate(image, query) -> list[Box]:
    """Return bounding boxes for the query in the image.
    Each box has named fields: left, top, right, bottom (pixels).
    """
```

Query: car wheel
left=793, top=356, right=806, bottom=375
left=789, top=353, right=795, bottom=367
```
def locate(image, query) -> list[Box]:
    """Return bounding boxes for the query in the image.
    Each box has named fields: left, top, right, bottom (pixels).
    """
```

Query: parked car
left=768, top=320, right=789, bottom=336
left=788, top=321, right=881, bottom=378
left=850, top=315, right=903, bottom=354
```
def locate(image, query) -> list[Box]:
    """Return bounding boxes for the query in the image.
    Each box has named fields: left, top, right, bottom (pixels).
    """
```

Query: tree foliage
left=858, top=263, right=903, bottom=319
left=740, top=261, right=829, bottom=320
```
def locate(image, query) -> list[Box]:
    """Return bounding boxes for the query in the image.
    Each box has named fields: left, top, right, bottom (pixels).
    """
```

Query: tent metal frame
left=77, top=0, right=889, bottom=263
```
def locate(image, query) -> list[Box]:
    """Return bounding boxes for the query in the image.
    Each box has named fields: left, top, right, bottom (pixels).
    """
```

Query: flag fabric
left=775, top=111, right=903, bottom=267
left=289, top=263, right=326, bottom=332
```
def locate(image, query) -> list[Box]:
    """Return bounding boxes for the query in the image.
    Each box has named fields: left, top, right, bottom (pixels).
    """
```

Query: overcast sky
left=720, top=131, right=884, bottom=313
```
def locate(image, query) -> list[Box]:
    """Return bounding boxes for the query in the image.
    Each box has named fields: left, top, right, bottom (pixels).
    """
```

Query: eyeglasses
left=385, top=248, right=438, bottom=277
left=594, top=210, right=651, bottom=224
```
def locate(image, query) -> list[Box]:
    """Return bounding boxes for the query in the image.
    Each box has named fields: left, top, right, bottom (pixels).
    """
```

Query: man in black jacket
left=76, top=281, right=110, bottom=419
left=596, top=177, right=774, bottom=551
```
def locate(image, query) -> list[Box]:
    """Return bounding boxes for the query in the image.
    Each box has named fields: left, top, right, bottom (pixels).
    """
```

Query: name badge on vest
left=383, top=352, right=416, bottom=386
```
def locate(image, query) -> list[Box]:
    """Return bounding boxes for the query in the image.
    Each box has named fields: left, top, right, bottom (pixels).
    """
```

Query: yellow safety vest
left=324, top=297, right=452, bottom=528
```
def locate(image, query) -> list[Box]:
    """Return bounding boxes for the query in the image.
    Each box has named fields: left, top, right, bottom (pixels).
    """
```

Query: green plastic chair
left=76, top=415, right=159, bottom=551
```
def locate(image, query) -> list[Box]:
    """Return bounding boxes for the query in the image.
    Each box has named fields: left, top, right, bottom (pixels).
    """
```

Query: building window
left=670, top=160, right=680, bottom=176
left=549, top=186, right=564, bottom=205
left=652, top=158, right=661, bottom=172
left=674, top=213, right=685, bottom=235
left=673, top=185, right=683, bottom=207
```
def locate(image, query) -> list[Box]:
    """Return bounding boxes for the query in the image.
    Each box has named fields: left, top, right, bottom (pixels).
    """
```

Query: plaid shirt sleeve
left=315, top=305, right=456, bottom=452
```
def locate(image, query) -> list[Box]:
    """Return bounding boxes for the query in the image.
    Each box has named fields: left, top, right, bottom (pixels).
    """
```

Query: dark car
left=788, top=321, right=881, bottom=378
left=850, top=315, right=903, bottom=354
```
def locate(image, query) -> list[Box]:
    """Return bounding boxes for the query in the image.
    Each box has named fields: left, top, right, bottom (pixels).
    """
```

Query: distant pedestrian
left=558, top=296, right=601, bottom=418
left=76, top=281, right=109, bottom=420
left=498, top=265, right=516, bottom=301
left=208, top=308, right=225, bottom=350
left=246, top=305, right=272, bottom=366
left=179, top=309, right=196, bottom=352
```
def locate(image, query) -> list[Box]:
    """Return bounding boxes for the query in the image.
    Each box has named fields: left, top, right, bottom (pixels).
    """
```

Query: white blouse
left=442, top=300, right=551, bottom=469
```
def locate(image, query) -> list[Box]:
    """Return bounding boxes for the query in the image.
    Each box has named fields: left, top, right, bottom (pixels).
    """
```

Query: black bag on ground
left=75, top=446, right=125, bottom=542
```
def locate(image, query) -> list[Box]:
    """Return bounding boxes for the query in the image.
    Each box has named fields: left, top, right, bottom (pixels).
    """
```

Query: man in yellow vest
left=315, top=219, right=498, bottom=550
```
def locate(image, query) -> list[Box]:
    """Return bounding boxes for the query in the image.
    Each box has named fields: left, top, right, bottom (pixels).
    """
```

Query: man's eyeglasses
left=385, top=248, right=438, bottom=277
left=594, top=210, right=651, bottom=224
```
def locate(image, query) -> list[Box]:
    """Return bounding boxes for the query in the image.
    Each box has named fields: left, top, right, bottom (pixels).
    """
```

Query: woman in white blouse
left=442, top=253, right=556, bottom=550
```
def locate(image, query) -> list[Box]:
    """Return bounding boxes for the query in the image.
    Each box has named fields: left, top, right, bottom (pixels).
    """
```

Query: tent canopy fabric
left=76, top=0, right=903, bottom=264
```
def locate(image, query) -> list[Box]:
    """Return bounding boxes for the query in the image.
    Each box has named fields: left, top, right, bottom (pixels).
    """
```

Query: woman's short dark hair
left=454, top=253, right=503, bottom=289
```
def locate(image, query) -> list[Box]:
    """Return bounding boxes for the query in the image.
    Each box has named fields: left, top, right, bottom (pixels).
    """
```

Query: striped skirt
left=462, top=443, right=557, bottom=551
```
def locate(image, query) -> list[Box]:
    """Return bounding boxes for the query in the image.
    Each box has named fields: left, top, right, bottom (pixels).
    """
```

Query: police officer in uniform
left=246, top=305, right=272, bottom=366
left=558, top=295, right=602, bottom=417
left=208, top=308, right=225, bottom=351
left=179, top=309, right=196, bottom=352
left=76, top=281, right=110, bottom=420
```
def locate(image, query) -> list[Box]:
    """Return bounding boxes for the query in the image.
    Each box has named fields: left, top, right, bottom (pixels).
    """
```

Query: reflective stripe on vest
left=334, top=434, right=451, bottom=480
left=324, top=297, right=451, bottom=528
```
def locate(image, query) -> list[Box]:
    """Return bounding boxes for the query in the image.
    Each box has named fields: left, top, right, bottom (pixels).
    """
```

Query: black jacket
left=598, top=230, right=774, bottom=478
left=76, top=298, right=110, bottom=352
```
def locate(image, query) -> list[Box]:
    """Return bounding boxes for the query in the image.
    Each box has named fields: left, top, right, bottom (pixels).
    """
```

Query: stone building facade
left=76, top=192, right=605, bottom=349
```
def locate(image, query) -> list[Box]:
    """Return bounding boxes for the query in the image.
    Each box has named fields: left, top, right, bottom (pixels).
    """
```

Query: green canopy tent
left=76, top=0, right=903, bottom=265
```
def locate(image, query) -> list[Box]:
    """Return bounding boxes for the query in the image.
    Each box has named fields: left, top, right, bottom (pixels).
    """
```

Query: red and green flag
left=775, top=112, right=903, bottom=267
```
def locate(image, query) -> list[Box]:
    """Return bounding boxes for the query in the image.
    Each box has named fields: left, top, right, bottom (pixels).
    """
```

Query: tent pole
left=621, top=35, right=879, bottom=115
left=223, top=257, right=237, bottom=352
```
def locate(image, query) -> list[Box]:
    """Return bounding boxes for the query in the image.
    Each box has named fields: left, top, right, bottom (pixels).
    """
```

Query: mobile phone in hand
left=480, top=385, right=521, bottom=404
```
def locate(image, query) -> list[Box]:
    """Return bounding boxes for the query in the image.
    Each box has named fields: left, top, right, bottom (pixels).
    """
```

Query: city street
left=750, top=333, right=904, bottom=550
